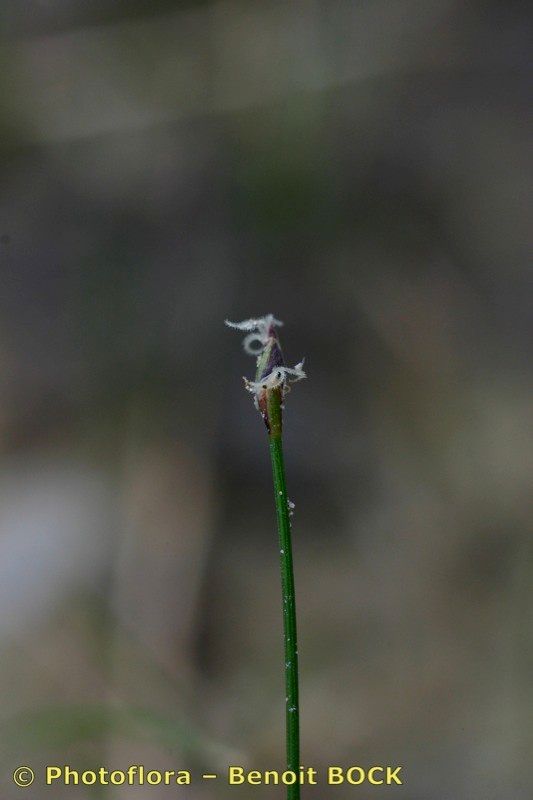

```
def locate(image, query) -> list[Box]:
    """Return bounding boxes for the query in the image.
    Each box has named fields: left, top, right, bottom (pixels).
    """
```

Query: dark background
left=0, top=1, right=531, bottom=798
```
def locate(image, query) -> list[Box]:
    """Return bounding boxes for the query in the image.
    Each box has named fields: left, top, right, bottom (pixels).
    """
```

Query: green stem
left=267, top=389, right=300, bottom=799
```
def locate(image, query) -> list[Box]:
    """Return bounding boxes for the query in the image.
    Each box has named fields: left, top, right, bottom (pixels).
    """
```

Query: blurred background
left=0, top=1, right=531, bottom=798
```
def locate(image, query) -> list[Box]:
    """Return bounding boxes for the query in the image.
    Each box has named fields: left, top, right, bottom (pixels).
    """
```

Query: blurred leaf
left=2, top=705, right=236, bottom=766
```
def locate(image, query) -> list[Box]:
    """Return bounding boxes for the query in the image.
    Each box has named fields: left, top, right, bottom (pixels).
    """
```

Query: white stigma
left=225, top=314, right=283, bottom=354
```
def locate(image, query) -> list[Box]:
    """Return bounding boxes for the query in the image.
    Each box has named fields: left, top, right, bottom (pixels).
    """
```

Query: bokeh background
left=0, top=1, right=531, bottom=798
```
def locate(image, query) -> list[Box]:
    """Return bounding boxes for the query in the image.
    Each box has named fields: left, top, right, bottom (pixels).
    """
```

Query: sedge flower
left=225, top=315, right=306, bottom=432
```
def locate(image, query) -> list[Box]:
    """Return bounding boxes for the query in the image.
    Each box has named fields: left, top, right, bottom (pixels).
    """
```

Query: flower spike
left=225, top=314, right=306, bottom=432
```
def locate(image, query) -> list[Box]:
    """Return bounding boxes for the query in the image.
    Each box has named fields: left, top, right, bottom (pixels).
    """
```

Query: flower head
left=225, top=314, right=306, bottom=431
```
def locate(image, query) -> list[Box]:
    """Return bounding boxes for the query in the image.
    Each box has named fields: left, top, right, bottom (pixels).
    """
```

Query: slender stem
left=267, top=389, right=300, bottom=799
